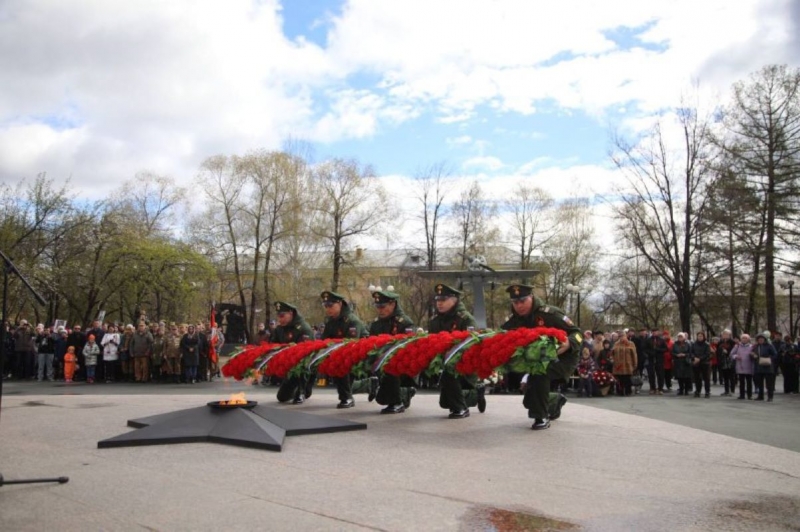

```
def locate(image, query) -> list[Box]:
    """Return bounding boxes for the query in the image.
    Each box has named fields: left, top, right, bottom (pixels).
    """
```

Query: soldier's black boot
left=448, top=409, right=470, bottom=419
left=381, top=404, right=405, bottom=414
left=550, top=394, right=568, bottom=420
left=403, top=388, right=416, bottom=409
left=367, top=376, right=379, bottom=402
left=337, top=398, right=355, bottom=409
left=531, top=418, right=550, bottom=430
left=292, top=392, right=305, bottom=405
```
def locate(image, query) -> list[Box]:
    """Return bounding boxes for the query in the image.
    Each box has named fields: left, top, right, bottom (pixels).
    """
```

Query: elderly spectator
left=645, top=329, right=668, bottom=395
left=101, top=325, right=120, bottom=383
left=54, top=327, right=68, bottom=380
left=12, top=320, right=35, bottom=379
left=66, top=323, right=87, bottom=381
left=663, top=330, right=674, bottom=392
left=779, top=335, right=798, bottom=394
left=180, top=324, right=201, bottom=384
left=753, top=333, right=779, bottom=402
left=731, top=334, right=755, bottom=400
left=130, top=321, right=154, bottom=383
left=151, top=325, right=166, bottom=383
left=672, top=333, right=693, bottom=395
left=612, top=333, right=638, bottom=396
left=163, top=323, right=182, bottom=383
left=717, top=329, right=737, bottom=396
left=119, top=324, right=134, bottom=382
left=690, top=332, right=712, bottom=398
left=36, top=326, right=55, bottom=382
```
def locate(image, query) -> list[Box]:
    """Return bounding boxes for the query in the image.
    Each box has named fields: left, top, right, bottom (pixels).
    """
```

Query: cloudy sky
left=1, top=0, right=798, bottom=214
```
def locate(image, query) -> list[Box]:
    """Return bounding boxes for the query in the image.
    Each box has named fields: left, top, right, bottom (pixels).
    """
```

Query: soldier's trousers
left=439, top=371, right=478, bottom=411
left=277, top=375, right=303, bottom=402
left=523, top=351, right=578, bottom=420
left=334, top=375, right=370, bottom=402
left=376, top=374, right=415, bottom=407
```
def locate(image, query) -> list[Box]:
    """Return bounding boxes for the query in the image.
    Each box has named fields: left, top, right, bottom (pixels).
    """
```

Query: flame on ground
left=219, top=392, right=248, bottom=405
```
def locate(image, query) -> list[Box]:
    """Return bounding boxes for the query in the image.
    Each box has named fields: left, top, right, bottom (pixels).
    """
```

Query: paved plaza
left=1, top=382, right=799, bottom=531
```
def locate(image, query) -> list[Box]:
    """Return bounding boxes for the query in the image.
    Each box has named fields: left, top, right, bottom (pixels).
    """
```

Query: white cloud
left=0, top=0, right=796, bottom=202
left=325, top=0, right=796, bottom=119
left=463, top=156, right=505, bottom=172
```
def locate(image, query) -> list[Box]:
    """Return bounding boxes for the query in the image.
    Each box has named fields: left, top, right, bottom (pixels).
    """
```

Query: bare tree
left=196, top=155, right=249, bottom=335
left=311, top=158, right=391, bottom=291
left=539, top=196, right=599, bottom=313
left=412, top=162, right=450, bottom=270
left=505, top=183, right=554, bottom=269
left=116, top=172, right=186, bottom=236
left=611, top=102, right=715, bottom=333
left=450, top=180, right=497, bottom=268
left=604, top=253, right=675, bottom=329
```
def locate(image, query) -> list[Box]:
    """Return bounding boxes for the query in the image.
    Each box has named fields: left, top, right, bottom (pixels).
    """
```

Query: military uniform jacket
left=370, top=310, right=414, bottom=336
left=500, top=299, right=582, bottom=356
left=322, top=306, right=368, bottom=340
left=428, top=302, right=476, bottom=333
left=273, top=316, right=314, bottom=344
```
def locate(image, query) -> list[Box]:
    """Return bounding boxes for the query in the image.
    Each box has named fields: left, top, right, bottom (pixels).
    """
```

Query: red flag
left=209, top=304, right=219, bottom=364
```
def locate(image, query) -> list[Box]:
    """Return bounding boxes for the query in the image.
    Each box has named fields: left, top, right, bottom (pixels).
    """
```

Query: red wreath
left=456, top=327, right=568, bottom=379
left=317, top=334, right=407, bottom=378
left=592, top=370, right=616, bottom=387
left=382, top=331, right=472, bottom=377
left=263, top=339, right=339, bottom=378
left=221, top=343, right=282, bottom=380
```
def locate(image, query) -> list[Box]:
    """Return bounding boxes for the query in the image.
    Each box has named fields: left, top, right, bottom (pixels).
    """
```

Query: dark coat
left=180, top=333, right=201, bottom=366
left=273, top=312, right=315, bottom=344
left=66, top=330, right=86, bottom=355
left=369, top=301, right=414, bottom=336
left=753, top=342, right=779, bottom=375
left=671, top=340, right=693, bottom=379
left=690, top=340, right=711, bottom=366
left=428, top=301, right=476, bottom=333
left=322, top=303, right=368, bottom=340
left=716, top=338, right=736, bottom=370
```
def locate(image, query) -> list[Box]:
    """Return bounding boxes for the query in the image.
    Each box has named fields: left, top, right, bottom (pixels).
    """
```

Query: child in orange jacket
left=64, top=346, right=78, bottom=382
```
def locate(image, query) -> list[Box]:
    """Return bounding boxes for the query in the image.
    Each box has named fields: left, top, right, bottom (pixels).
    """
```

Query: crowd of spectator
left=557, top=327, right=799, bottom=401
left=2, top=319, right=220, bottom=384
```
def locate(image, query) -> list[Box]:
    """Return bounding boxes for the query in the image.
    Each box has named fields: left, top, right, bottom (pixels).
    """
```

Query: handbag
left=631, top=374, right=643, bottom=387
left=758, top=356, right=772, bottom=366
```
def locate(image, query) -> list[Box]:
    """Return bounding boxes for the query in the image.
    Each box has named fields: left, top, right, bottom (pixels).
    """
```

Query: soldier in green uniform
left=272, top=301, right=316, bottom=404
left=430, top=283, right=485, bottom=418
left=501, top=284, right=581, bottom=430
left=320, top=291, right=369, bottom=408
left=370, top=288, right=416, bottom=414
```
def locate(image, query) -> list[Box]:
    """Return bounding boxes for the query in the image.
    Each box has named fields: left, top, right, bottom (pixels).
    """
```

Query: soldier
left=501, top=284, right=581, bottom=430
left=272, top=301, right=315, bottom=404
left=370, top=288, right=416, bottom=414
left=320, top=291, right=368, bottom=408
left=429, top=283, right=485, bottom=419
left=163, top=323, right=182, bottom=383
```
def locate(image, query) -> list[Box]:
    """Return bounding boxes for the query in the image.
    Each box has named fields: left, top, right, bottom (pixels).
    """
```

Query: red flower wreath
left=383, top=331, right=473, bottom=377
left=263, top=339, right=339, bottom=378
left=221, top=343, right=282, bottom=380
left=592, top=370, right=616, bottom=387
left=317, top=334, right=407, bottom=378
left=456, top=327, right=568, bottom=379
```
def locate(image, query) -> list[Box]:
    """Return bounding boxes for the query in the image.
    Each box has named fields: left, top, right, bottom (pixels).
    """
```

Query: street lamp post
left=789, top=280, right=795, bottom=338
left=566, top=284, right=582, bottom=329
